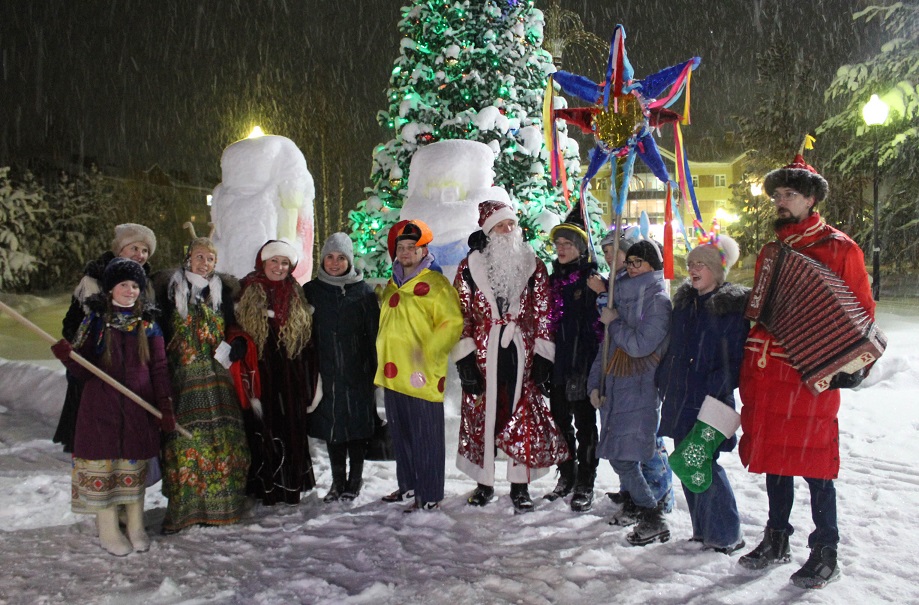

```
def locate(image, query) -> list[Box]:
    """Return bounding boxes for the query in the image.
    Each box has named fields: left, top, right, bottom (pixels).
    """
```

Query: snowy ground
left=1, top=304, right=917, bottom=604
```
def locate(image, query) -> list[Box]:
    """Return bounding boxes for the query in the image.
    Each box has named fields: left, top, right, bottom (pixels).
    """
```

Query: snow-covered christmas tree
left=348, top=0, right=590, bottom=278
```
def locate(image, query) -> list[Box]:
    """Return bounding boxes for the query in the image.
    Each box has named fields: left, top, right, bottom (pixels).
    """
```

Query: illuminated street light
left=862, top=94, right=889, bottom=301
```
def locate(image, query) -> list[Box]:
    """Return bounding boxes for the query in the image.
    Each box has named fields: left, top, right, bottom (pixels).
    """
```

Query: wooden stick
left=599, top=212, right=622, bottom=400
left=0, top=299, right=192, bottom=439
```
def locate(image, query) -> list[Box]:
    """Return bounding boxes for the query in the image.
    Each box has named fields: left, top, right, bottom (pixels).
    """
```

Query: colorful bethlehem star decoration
left=543, top=24, right=703, bottom=277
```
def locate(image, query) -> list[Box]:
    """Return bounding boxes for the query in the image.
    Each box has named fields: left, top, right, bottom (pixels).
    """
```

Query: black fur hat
left=102, top=257, right=147, bottom=292
left=764, top=153, right=829, bottom=204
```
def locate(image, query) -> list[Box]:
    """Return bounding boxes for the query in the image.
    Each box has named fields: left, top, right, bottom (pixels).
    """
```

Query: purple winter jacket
left=64, top=309, right=172, bottom=461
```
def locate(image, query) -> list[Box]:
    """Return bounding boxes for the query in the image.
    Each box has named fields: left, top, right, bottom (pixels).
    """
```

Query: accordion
left=745, top=241, right=886, bottom=394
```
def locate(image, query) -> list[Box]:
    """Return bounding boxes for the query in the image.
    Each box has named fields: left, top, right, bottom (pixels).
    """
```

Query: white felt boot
left=124, top=501, right=150, bottom=553
left=97, top=507, right=133, bottom=556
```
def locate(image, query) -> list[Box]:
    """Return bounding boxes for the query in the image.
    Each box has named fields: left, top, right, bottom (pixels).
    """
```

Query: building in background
left=586, top=136, right=747, bottom=242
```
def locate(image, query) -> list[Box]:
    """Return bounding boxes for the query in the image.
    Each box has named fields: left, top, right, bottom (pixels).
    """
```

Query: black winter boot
left=569, top=466, right=596, bottom=512
left=544, top=460, right=577, bottom=501
left=738, top=528, right=792, bottom=570
left=323, top=464, right=347, bottom=503
left=467, top=483, right=495, bottom=506
left=609, top=492, right=640, bottom=527
left=340, top=475, right=363, bottom=501
left=510, top=483, right=534, bottom=514
left=626, top=502, right=670, bottom=546
left=790, top=545, right=840, bottom=589
left=340, top=457, right=364, bottom=501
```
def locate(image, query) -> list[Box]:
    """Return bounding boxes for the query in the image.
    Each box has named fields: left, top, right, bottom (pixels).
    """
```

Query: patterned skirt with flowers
left=162, top=305, right=250, bottom=532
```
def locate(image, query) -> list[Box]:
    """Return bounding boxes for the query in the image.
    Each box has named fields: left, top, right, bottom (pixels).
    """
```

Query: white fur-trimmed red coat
left=451, top=249, right=569, bottom=485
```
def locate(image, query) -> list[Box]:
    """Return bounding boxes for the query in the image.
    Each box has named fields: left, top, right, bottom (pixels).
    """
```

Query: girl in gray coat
left=588, top=240, right=671, bottom=546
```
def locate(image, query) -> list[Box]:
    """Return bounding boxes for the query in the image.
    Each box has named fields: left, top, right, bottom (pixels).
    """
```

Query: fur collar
left=672, top=280, right=750, bottom=315
left=167, top=269, right=225, bottom=319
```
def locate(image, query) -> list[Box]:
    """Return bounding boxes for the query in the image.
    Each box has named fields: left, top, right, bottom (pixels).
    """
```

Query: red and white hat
left=475, top=187, right=516, bottom=234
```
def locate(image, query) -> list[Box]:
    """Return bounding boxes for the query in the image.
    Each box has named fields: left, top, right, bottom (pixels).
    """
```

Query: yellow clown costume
left=374, top=268, right=463, bottom=402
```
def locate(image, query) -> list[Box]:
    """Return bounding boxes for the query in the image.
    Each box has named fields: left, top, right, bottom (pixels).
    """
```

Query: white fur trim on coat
left=697, top=395, right=741, bottom=437
left=73, top=275, right=102, bottom=312
left=168, top=269, right=224, bottom=319
left=534, top=338, right=555, bottom=363
left=451, top=337, right=477, bottom=362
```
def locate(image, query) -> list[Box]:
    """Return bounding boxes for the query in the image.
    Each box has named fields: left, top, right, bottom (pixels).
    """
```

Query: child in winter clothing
left=55, top=223, right=158, bottom=454
left=303, top=233, right=380, bottom=503
left=588, top=240, right=672, bottom=546
left=545, top=206, right=602, bottom=512
left=51, top=257, right=175, bottom=556
left=588, top=228, right=674, bottom=518
left=656, top=232, right=748, bottom=554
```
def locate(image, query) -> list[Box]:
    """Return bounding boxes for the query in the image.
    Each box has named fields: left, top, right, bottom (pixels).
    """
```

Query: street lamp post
left=862, top=94, right=889, bottom=301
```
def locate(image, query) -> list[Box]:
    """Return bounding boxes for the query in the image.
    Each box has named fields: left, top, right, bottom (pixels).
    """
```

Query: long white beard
left=484, top=228, right=532, bottom=314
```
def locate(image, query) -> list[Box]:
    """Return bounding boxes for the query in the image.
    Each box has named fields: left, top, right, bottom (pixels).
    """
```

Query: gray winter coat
left=588, top=269, right=671, bottom=462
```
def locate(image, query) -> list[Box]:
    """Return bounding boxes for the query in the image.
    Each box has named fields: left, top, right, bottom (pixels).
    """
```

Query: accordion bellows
left=745, top=242, right=886, bottom=394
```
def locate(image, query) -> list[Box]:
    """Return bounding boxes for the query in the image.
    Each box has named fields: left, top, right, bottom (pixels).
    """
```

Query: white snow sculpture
left=399, top=139, right=497, bottom=279
left=210, top=135, right=315, bottom=283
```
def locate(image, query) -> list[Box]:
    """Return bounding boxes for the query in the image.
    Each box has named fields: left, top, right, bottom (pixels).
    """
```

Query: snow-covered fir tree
left=0, top=167, right=44, bottom=290
left=348, top=0, right=596, bottom=278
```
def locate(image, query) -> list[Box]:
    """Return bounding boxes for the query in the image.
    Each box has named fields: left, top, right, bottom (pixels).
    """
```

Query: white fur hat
left=259, top=239, right=299, bottom=269
left=111, top=223, right=156, bottom=258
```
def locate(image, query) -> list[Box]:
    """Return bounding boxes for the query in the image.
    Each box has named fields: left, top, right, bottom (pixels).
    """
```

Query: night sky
left=1, top=0, right=881, bottom=205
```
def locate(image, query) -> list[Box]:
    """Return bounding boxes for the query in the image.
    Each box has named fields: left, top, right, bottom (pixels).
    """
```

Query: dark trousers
left=327, top=440, right=368, bottom=478
left=549, top=386, right=598, bottom=474
left=682, top=451, right=741, bottom=549
left=766, top=474, right=839, bottom=548
left=384, top=389, right=445, bottom=504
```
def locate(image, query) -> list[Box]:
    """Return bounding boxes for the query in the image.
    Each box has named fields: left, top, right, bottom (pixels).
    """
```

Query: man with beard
left=452, top=192, right=568, bottom=513
left=737, top=152, right=874, bottom=589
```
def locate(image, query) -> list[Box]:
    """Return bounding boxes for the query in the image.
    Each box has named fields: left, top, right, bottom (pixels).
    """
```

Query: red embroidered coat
left=452, top=249, right=569, bottom=485
left=739, top=213, right=875, bottom=479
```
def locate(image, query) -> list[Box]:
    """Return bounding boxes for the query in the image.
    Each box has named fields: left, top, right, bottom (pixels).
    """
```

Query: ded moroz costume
left=452, top=192, right=569, bottom=513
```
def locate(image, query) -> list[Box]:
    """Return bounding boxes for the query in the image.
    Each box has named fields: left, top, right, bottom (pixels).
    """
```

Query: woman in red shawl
left=232, top=240, right=318, bottom=505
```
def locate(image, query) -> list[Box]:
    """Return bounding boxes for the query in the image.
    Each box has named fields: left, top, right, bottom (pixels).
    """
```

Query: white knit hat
left=687, top=234, right=740, bottom=284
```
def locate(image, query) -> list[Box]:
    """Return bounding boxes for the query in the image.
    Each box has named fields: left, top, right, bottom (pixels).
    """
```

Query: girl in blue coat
left=656, top=232, right=748, bottom=554
left=588, top=240, right=672, bottom=546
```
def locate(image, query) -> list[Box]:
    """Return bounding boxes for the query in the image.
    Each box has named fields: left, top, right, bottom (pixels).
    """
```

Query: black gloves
left=467, top=229, right=489, bottom=253
left=531, top=354, right=552, bottom=386
left=229, top=337, right=248, bottom=363
left=829, top=369, right=865, bottom=390
left=456, top=352, right=485, bottom=396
